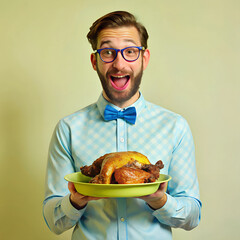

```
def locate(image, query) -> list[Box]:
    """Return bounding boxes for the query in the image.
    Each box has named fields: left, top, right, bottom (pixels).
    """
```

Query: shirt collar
left=97, top=92, right=146, bottom=120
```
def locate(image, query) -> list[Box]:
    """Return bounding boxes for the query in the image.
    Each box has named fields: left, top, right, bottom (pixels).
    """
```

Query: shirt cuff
left=152, top=193, right=178, bottom=220
left=61, top=194, right=86, bottom=221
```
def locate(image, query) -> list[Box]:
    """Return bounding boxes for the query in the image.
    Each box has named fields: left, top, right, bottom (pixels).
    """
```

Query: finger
left=88, top=196, right=108, bottom=201
left=137, top=183, right=167, bottom=200
left=159, top=182, right=167, bottom=191
left=68, top=182, right=77, bottom=193
left=136, top=194, right=150, bottom=200
left=68, top=182, right=92, bottom=200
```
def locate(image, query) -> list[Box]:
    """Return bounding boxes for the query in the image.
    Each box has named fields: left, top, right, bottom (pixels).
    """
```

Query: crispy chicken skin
left=114, top=167, right=152, bottom=184
left=80, top=151, right=164, bottom=184
left=119, top=160, right=164, bottom=183
left=80, top=155, right=105, bottom=177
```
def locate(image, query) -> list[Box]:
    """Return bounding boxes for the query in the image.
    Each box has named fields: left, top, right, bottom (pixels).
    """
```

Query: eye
left=124, top=48, right=138, bottom=56
left=102, top=49, right=114, bottom=57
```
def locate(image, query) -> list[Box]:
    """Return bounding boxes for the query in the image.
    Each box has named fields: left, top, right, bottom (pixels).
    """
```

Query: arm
left=139, top=186, right=201, bottom=230
left=43, top=120, right=96, bottom=234
left=139, top=117, right=201, bottom=230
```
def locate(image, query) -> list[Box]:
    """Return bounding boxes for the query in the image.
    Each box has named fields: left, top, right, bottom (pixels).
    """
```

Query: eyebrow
left=99, top=39, right=138, bottom=48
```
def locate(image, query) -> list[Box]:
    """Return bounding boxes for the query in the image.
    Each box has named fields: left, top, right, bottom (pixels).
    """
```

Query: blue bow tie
left=104, top=105, right=137, bottom=124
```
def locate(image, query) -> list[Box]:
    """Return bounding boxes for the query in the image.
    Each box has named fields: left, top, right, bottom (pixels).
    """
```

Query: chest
left=70, top=115, right=175, bottom=174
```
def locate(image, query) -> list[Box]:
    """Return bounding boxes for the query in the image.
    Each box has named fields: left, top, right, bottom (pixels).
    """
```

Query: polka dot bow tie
left=104, top=105, right=137, bottom=124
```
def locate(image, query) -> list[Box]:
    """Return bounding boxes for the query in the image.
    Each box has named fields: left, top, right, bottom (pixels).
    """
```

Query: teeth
left=112, top=75, right=127, bottom=78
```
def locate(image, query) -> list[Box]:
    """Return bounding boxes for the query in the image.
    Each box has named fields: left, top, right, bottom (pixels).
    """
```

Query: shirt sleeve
left=151, top=116, right=202, bottom=230
left=43, top=120, right=85, bottom=234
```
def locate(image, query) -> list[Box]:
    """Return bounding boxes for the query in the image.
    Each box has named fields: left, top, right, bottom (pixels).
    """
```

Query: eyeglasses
left=94, top=46, right=145, bottom=63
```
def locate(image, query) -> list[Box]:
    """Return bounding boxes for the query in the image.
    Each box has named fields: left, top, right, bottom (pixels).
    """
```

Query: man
left=43, top=11, right=201, bottom=239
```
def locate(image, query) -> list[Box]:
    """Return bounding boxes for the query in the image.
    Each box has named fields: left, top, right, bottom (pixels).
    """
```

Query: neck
left=103, top=91, right=140, bottom=108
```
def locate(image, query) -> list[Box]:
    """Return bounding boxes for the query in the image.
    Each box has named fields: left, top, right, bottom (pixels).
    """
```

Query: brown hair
left=87, top=11, right=149, bottom=50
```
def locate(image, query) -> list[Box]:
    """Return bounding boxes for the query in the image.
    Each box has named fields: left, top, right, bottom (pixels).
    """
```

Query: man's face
left=91, top=26, right=150, bottom=108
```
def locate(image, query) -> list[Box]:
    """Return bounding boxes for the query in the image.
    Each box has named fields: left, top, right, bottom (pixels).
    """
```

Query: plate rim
left=64, top=172, right=172, bottom=186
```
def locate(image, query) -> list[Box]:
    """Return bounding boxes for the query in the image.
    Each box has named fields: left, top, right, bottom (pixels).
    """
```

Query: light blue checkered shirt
left=43, top=93, right=201, bottom=239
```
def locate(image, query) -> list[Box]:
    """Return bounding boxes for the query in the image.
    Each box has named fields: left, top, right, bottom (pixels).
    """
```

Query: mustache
left=107, top=70, right=132, bottom=76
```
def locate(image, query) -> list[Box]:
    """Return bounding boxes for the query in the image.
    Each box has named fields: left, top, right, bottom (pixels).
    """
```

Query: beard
left=96, top=62, right=143, bottom=106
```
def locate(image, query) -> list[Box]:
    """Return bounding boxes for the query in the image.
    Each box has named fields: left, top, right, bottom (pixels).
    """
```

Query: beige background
left=0, top=0, right=239, bottom=239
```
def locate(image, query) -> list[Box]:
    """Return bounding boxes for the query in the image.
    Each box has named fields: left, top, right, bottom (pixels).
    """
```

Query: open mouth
left=110, top=75, right=130, bottom=90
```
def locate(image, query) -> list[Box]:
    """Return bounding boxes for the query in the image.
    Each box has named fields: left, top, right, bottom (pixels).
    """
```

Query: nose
left=112, top=51, right=126, bottom=70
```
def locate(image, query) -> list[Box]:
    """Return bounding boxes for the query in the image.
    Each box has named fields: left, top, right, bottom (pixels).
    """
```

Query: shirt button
left=120, top=217, right=125, bottom=222
left=120, top=137, right=124, bottom=143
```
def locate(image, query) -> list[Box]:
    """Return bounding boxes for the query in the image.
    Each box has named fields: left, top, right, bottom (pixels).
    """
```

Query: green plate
left=64, top=172, right=171, bottom=198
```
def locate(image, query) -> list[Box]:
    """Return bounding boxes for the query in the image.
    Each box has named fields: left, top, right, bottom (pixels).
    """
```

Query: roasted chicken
left=80, top=151, right=164, bottom=184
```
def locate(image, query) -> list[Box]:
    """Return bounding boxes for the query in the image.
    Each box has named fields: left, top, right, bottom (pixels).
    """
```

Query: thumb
left=159, top=182, right=167, bottom=192
left=68, top=182, right=77, bottom=193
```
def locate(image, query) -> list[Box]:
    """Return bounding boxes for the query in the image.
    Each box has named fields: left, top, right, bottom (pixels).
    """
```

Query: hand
left=68, top=182, right=105, bottom=210
left=138, top=182, right=167, bottom=210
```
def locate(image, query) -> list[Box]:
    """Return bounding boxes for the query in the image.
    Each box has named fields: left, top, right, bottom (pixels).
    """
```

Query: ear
left=90, top=53, right=97, bottom=71
left=142, top=49, right=150, bottom=70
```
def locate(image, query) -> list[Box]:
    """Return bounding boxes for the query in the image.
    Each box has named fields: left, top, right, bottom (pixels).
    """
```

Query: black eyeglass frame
left=94, top=46, right=145, bottom=63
